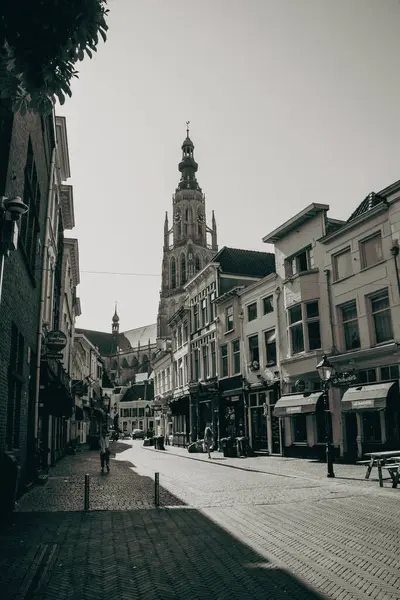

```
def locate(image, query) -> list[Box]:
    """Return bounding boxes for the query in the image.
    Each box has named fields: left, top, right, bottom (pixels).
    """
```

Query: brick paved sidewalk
left=16, top=442, right=184, bottom=512
left=0, top=509, right=326, bottom=600
left=144, top=443, right=387, bottom=487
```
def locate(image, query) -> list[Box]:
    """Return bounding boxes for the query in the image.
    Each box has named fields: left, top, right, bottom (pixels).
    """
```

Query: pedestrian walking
left=99, top=426, right=110, bottom=473
left=203, top=424, right=213, bottom=459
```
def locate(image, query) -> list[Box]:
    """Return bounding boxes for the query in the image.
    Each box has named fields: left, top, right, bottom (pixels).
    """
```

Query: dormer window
left=285, top=247, right=311, bottom=278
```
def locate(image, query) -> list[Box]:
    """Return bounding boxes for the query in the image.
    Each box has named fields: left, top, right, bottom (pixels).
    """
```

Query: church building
left=157, top=125, right=218, bottom=339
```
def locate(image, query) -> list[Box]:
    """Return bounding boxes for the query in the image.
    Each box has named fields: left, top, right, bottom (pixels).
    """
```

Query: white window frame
left=226, top=305, right=234, bottom=332
left=369, top=288, right=393, bottom=345
left=247, top=302, right=258, bottom=322
left=360, top=232, right=383, bottom=270
left=285, top=247, right=311, bottom=278
left=262, top=295, right=274, bottom=315
left=332, top=246, right=352, bottom=281
left=232, top=339, right=241, bottom=374
left=288, top=301, right=321, bottom=356
left=339, top=300, right=360, bottom=351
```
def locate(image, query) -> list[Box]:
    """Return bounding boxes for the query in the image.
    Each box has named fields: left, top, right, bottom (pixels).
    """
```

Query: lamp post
left=316, top=354, right=335, bottom=478
left=0, top=195, right=29, bottom=306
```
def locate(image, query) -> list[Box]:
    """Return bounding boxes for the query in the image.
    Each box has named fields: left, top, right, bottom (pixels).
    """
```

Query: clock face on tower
left=197, top=208, right=205, bottom=223
left=174, top=208, right=182, bottom=223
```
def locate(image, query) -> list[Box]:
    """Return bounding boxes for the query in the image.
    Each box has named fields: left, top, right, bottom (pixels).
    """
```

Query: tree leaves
left=0, top=0, right=109, bottom=114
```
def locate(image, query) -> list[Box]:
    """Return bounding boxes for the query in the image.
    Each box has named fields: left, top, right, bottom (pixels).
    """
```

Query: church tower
left=157, top=125, right=218, bottom=338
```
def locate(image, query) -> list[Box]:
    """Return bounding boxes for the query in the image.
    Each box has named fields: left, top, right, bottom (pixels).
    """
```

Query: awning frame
left=273, top=392, right=324, bottom=417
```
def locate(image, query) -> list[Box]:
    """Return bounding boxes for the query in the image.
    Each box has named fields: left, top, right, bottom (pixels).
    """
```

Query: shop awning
left=341, top=382, right=395, bottom=412
left=273, top=392, right=323, bottom=417
left=222, top=388, right=243, bottom=398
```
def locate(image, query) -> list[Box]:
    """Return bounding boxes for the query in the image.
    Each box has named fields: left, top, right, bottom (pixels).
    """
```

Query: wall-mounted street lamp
left=316, top=354, right=335, bottom=478
left=0, top=195, right=29, bottom=305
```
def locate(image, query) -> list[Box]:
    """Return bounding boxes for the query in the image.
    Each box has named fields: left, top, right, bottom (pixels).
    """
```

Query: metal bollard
left=84, top=473, right=90, bottom=511
left=154, top=472, right=160, bottom=507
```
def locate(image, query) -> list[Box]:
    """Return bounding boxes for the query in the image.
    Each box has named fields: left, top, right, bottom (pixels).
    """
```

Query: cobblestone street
left=1, top=441, right=400, bottom=600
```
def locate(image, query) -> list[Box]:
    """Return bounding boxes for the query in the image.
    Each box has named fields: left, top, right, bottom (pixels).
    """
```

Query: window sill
left=292, top=442, right=308, bottom=446
left=224, top=329, right=235, bottom=335
left=332, top=273, right=354, bottom=285
left=359, top=260, right=386, bottom=273
left=283, top=268, right=319, bottom=284
left=371, top=339, right=395, bottom=349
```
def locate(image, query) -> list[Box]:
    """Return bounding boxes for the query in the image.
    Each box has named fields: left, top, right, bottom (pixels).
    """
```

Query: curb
left=142, top=446, right=298, bottom=479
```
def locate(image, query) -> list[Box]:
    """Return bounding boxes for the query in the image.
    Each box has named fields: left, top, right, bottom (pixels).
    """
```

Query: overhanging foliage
left=0, top=0, right=109, bottom=114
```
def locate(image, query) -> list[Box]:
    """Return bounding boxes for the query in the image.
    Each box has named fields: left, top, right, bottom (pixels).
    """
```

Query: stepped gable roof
left=122, top=323, right=157, bottom=349
left=212, top=246, right=275, bottom=279
left=347, top=192, right=387, bottom=223
left=75, top=329, right=131, bottom=356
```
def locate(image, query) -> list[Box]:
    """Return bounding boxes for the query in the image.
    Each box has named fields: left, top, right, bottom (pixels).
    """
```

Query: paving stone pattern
left=1, top=510, right=326, bottom=600
left=17, top=443, right=184, bottom=512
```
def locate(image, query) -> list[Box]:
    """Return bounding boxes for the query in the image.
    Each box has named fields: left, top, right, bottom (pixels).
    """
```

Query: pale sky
left=61, top=0, right=400, bottom=334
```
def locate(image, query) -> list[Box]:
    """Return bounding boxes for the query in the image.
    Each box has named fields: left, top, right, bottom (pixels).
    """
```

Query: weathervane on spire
left=186, top=120, right=190, bottom=137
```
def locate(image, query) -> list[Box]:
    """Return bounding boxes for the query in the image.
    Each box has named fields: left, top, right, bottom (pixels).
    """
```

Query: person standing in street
left=203, top=424, right=213, bottom=459
left=99, top=426, right=110, bottom=473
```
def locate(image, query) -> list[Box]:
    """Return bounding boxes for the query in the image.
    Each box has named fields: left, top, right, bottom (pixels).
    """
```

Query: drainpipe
left=324, top=269, right=336, bottom=353
left=391, top=244, right=400, bottom=297
left=34, top=130, right=57, bottom=454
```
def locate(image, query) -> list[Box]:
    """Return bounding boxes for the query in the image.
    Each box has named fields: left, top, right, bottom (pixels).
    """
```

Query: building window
left=183, top=321, right=188, bottom=343
left=194, top=349, right=200, bottom=380
left=170, top=258, right=176, bottom=289
left=306, top=301, right=321, bottom=350
left=288, top=305, right=304, bottom=354
left=178, top=358, right=183, bottom=386
left=333, top=247, right=352, bottom=281
left=177, top=326, right=183, bottom=348
left=285, top=248, right=311, bottom=278
left=263, top=295, right=273, bottom=315
left=20, top=138, right=41, bottom=272
left=193, top=304, right=199, bottom=332
left=180, top=254, right=186, bottom=285
left=232, top=340, right=240, bottom=374
left=195, top=255, right=201, bottom=272
left=358, top=368, right=377, bottom=384
left=220, top=344, right=228, bottom=378
left=202, top=345, right=209, bottom=379
left=370, top=289, right=393, bottom=344
left=293, top=414, right=307, bottom=443
left=360, top=233, right=383, bottom=269
left=210, top=340, right=216, bottom=377
left=209, top=291, right=215, bottom=321
left=264, top=329, right=277, bottom=366
left=248, top=334, right=259, bottom=364
left=380, top=364, right=399, bottom=381
left=6, top=324, right=24, bottom=450
left=226, top=305, right=234, bottom=331
left=340, top=301, right=360, bottom=351
left=201, top=297, right=208, bottom=327
left=247, top=302, right=257, bottom=322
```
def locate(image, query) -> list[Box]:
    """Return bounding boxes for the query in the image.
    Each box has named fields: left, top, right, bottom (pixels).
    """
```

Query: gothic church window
left=195, top=255, right=201, bottom=272
left=180, top=254, right=186, bottom=286
left=171, top=257, right=176, bottom=289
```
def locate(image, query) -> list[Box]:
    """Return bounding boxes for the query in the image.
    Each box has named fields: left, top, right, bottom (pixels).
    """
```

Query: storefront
left=170, top=395, right=190, bottom=447
left=219, top=376, right=246, bottom=442
left=341, top=381, right=400, bottom=460
left=249, top=386, right=282, bottom=454
left=273, top=391, right=331, bottom=459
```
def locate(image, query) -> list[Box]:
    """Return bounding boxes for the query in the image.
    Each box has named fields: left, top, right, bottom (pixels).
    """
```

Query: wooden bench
left=382, top=463, right=400, bottom=488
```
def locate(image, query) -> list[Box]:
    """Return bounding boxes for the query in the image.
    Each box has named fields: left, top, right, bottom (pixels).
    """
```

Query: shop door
left=271, top=413, right=281, bottom=454
left=345, top=413, right=358, bottom=462
left=251, top=407, right=268, bottom=450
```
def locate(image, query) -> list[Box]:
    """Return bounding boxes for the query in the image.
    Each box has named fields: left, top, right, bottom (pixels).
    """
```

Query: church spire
left=177, top=121, right=201, bottom=192
left=211, top=210, right=218, bottom=251
left=164, top=211, right=169, bottom=249
left=112, top=302, right=119, bottom=336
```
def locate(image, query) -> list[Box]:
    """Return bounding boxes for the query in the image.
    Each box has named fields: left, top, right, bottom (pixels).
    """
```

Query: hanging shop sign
left=45, top=330, right=67, bottom=352
left=331, top=371, right=358, bottom=387
left=44, top=352, right=64, bottom=360
left=295, top=379, right=306, bottom=393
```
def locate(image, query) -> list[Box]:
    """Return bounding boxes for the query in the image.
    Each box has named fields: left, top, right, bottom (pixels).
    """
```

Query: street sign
left=45, top=330, right=67, bottom=352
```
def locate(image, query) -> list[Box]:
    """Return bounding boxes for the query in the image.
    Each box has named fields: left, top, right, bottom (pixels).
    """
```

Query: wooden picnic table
left=364, top=450, right=400, bottom=487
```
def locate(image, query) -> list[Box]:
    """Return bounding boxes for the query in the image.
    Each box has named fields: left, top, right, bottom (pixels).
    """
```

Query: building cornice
left=60, top=184, right=75, bottom=230
left=184, top=262, right=219, bottom=292
left=64, top=238, right=80, bottom=288
left=319, top=203, right=388, bottom=244
left=262, top=203, right=329, bottom=244
left=55, top=115, right=71, bottom=181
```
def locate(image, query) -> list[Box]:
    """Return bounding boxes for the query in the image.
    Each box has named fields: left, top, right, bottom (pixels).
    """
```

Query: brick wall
left=0, top=109, right=51, bottom=480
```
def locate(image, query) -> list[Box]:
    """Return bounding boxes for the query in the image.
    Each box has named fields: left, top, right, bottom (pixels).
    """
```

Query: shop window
left=285, top=247, right=311, bottom=277
left=220, top=345, right=228, bottom=378
left=293, top=414, right=307, bottom=442
left=249, top=394, right=258, bottom=407
left=380, top=365, right=399, bottom=381
left=232, top=339, right=240, bottom=374
left=358, top=369, right=377, bottom=384
left=333, top=247, right=352, bottom=281
left=263, top=295, right=274, bottom=315
left=362, top=412, right=382, bottom=443
left=226, top=305, right=234, bottom=331
left=369, top=289, right=393, bottom=344
left=340, top=300, right=360, bottom=351
left=123, top=422, right=127, bottom=432
left=264, top=329, right=277, bottom=366
left=247, top=302, right=257, bottom=322
left=360, top=232, right=383, bottom=269
left=248, top=334, right=259, bottom=364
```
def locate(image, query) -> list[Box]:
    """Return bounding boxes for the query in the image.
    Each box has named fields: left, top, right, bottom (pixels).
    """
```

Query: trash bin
left=156, top=436, right=165, bottom=451
left=236, top=436, right=249, bottom=457
left=220, top=437, right=237, bottom=458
